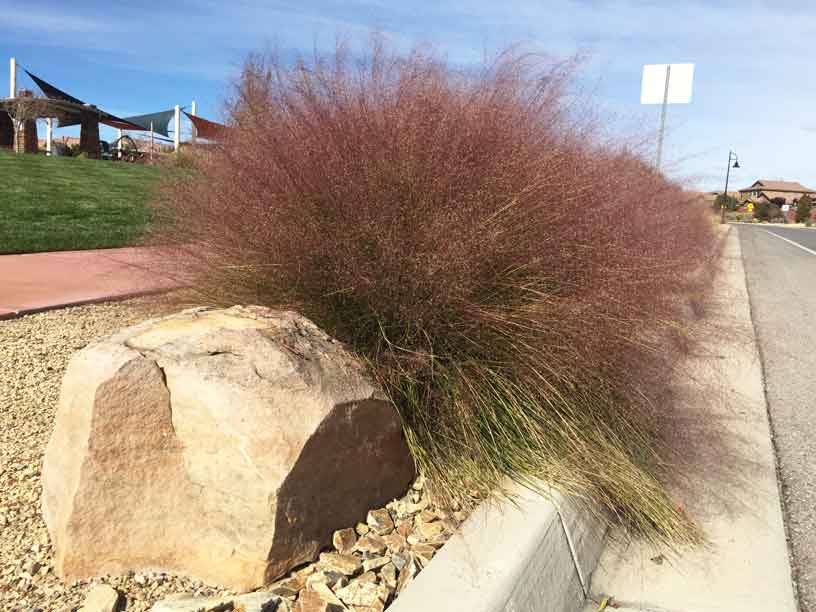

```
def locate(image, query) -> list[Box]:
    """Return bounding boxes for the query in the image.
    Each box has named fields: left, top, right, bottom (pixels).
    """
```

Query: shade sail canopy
left=24, top=69, right=143, bottom=131
left=121, top=109, right=176, bottom=137
left=25, top=70, right=83, bottom=105
left=184, top=111, right=228, bottom=141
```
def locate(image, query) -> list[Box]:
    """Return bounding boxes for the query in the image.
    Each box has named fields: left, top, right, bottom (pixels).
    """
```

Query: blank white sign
left=640, top=63, right=694, bottom=105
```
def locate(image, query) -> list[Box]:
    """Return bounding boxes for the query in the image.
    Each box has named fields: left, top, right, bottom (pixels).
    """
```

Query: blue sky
left=1, top=0, right=814, bottom=190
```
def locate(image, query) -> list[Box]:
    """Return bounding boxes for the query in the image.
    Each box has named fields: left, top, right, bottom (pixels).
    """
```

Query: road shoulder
left=585, top=228, right=797, bottom=611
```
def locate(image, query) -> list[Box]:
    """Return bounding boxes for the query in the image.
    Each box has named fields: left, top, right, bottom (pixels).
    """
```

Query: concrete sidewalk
left=585, top=228, right=797, bottom=611
left=0, top=247, right=179, bottom=319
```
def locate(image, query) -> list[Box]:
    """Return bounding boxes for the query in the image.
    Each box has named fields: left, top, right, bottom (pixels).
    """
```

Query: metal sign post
left=656, top=65, right=671, bottom=170
left=641, top=63, right=694, bottom=170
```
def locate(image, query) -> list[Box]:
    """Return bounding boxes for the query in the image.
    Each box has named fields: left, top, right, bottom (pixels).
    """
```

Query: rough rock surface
left=78, top=584, right=121, bottom=612
left=42, top=306, right=415, bottom=591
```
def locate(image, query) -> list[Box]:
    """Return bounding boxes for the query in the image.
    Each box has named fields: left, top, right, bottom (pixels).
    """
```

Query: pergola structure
left=1, top=58, right=190, bottom=157
left=2, top=57, right=228, bottom=157
left=0, top=92, right=135, bottom=156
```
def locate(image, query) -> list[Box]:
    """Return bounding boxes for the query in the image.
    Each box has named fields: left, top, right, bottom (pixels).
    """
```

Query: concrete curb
left=390, top=482, right=606, bottom=612
left=0, top=288, right=173, bottom=321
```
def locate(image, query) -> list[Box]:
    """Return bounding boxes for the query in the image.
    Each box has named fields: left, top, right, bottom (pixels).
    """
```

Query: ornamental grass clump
left=154, top=42, right=717, bottom=548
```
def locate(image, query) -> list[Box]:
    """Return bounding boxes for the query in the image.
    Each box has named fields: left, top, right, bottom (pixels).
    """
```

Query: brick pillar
left=0, top=111, right=12, bottom=148
left=79, top=106, right=100, bottom=159
left=17, top=119, right=38, bottom=154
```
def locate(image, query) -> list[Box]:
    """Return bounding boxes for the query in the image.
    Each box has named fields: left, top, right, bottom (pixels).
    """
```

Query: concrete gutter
left=584, top=227, right=797, bottom=611
left=390, top=482, right=606, bottom=612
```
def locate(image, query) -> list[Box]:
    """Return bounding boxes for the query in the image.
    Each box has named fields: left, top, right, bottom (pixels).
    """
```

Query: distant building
left=701, top=190, right=739, bottom=203
left=738, top=180, right=816, bottom=205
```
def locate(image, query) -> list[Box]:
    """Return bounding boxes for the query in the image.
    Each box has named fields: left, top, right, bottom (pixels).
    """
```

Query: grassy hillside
left=0, top=151, right=162, bottom=254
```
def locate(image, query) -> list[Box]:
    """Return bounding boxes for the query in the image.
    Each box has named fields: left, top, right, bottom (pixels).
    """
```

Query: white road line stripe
left=763, top=230, right=816, bottom=256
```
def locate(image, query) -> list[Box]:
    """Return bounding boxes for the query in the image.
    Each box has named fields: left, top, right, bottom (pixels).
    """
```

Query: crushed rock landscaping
left=0, top=300, right=462, bottom=611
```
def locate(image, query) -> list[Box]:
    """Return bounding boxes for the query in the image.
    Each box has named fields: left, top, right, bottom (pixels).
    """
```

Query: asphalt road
left=739, top=224, right=816, bottom=611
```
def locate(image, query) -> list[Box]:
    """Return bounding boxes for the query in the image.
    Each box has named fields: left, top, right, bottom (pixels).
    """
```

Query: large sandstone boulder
left=42, top=306, right=415, bottom=591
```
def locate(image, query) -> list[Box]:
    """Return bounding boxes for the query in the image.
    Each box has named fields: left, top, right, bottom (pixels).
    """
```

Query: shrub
left=796, top=195, right=813, bottom=223
left=153, top=43, right=716, bottom=548
left=754, top=200, right=771, bottom=221
left=714, top=193, right=739, bottom=211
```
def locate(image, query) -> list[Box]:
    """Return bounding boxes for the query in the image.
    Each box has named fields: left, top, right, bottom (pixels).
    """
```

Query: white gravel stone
left=78, top=584, right=120, bottom=612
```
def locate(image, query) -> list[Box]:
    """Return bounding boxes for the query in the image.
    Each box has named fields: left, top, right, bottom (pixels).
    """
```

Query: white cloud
left=0, top=5, right=117, bottom=35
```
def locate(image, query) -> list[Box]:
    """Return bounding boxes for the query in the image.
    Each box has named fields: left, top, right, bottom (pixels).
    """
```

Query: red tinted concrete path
left=0, top=247, right=180, bottom=319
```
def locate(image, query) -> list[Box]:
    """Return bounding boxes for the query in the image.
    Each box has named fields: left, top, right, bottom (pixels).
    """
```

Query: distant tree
left=4, top=95, right=49, bottom=154
left=714, top=193, right=739, bottom=211
left=796, top=195, right=813, bottom=223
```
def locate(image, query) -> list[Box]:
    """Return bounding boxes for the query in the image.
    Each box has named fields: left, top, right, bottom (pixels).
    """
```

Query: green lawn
left=0, top=150, right=163, bottom=254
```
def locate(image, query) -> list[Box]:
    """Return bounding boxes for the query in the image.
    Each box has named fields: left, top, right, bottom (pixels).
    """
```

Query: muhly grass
left=151, top=40, right=717, bottom=549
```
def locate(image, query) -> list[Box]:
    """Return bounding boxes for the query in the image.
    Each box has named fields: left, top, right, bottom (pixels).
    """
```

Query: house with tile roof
left=738, top=180, right=816, bottom=205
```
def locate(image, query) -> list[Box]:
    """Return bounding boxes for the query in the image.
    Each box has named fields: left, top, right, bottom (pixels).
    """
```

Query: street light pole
left=721, top=150, right=739, bottom=224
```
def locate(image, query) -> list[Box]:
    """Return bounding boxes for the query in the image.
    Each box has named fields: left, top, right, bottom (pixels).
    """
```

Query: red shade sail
left=184, top=111, right=228, bottom=141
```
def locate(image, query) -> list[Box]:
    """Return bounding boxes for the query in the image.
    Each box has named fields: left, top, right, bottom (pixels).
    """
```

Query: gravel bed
left=0, top=299, right=226, bottom=611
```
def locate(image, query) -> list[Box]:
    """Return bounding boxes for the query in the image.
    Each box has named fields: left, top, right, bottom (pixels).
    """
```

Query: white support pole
left=117, top=128, right=123, bottom=158
left=174, top=104, right=180, bottom=152
left=150, top=121, right=154, bottom=161
left=10, top=57, right=16, bottom=98
left=190, top=100, right=197, bottom=145
left=46, top=118, right=53, bottom=155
